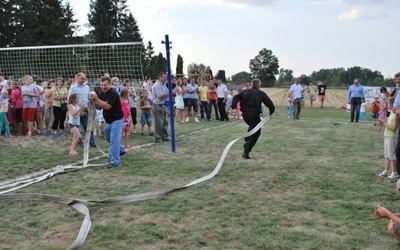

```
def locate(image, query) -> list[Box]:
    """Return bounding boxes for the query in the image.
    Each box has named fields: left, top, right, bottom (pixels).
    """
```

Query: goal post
left=0, top=42, right=144, bottom=86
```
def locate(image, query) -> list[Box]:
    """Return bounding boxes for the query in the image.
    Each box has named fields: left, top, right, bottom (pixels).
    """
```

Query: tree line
left=0, top=0, right=394, bottom=86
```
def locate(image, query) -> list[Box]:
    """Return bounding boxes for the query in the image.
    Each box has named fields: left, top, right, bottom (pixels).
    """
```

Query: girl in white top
left=67, top=93, right=84, bottom=156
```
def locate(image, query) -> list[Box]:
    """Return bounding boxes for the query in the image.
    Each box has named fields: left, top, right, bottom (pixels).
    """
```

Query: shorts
left=183, top=98, right=189, bottom=107
left=187, top=98, right=199, bottom=113
left=372, top=112, right=379, bottom=119
left=69, top=123, right=80, bottom=129
left=140, top=112, right=152, bottom=126
left=318, top=95, right=325, bottom=102
left=309, top=94, right=316, bottom=101
left=384, top=136, right=397, bottom=161
left=22, top=107, right=36, bottom=122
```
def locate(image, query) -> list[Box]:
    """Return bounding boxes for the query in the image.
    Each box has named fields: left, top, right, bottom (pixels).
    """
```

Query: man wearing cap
left=347, top=78, right=365, bottom=123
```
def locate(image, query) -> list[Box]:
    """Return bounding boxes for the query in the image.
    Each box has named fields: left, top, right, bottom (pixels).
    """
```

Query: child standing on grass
left=120, top=88, right=131, bottom=149
left=0, top=85, right=14, bottom=138
left=378, top=97, right=399, bottom=179
left=360, top=97, right=367, bottom=124
left=140, top=90, right=153, bottom=136
left=287, top=98, right=294, bottom=119
left=67, top=93, right=83, bottom=156
left=371, top=96, right=380, bottom=126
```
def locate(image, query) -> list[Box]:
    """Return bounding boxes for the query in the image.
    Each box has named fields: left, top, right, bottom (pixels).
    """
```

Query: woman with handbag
left=49, top=77, right=68, bottom=138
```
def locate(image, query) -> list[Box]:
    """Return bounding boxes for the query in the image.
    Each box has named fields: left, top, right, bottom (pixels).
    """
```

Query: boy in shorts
left=371, top=96, right=380, bottom=125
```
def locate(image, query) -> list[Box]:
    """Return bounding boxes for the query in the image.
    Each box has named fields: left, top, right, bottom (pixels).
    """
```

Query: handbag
left=56, top=87, right=68, bottom=112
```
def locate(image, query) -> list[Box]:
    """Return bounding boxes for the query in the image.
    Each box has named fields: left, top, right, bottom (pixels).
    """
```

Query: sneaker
left=378, top=171, right=389, bottom=177
left=141, top=133, right=145, bottom=136
left=49, top=133, right=55, bottom=138
left=185, top=117, right=189, bottom=122
left=58, top=132, right=64, bottom=138
left=388, top=173, right=398, bottom=179
left=195, top=117, right=199, bottom=123
left=148, top=132, right=154, bottom=136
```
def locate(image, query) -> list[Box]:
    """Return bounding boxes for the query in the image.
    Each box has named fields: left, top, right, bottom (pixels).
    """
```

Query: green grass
left=0, top=106, right=399, bottom=249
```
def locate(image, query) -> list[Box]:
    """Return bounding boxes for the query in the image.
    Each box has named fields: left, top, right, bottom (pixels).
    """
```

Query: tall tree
left=215, top=70, right=226, bottom=82
left=231, top=71, right=252, bottom=84
left=249, top=48, right=279, bottom=87
left=276, top=68, right=293, bottom=87
left=176, top=54, right=184, bottom=76
left=143, top=41, right=155, bottom=76
left=87, top=0, right=142, bottom=43
left=149, top=52, right=166, bottom=78
left=3, top=0, right=78, bottom=47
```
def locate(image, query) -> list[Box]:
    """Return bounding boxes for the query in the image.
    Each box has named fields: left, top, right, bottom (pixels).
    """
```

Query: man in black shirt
left=232, top=78, right=275, bottom=159
left=90, top=76, right=126, bottom=168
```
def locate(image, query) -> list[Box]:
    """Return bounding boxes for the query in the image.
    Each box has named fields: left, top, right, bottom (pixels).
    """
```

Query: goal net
left=0, top=42, right=144, bottom=86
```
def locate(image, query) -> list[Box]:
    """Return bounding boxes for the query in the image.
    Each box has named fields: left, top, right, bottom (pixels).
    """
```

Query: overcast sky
left=69, top=0, right=400, bottom=79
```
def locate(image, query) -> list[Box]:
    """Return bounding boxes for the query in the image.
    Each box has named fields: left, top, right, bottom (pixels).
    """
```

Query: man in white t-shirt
left=289, top=78, right=304, bottom=120
left=216, top=79, right=229, bottom=121
left=0, top=72, right=7, bottom=87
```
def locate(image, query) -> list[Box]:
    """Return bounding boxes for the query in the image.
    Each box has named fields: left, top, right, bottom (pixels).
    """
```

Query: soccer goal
left=0, top=42, right=144, bottom=85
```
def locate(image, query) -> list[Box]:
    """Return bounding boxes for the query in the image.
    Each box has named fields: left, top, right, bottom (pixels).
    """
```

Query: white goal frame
left=0, top=42, right=144, bottom=85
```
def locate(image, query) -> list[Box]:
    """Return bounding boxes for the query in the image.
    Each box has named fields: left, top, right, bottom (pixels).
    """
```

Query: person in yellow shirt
left=198, top=79, right=210, bottom=121
left=307, top=81, right=318, bottom=107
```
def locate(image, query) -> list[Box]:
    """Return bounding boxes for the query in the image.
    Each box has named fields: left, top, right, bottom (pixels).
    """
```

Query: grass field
left=0, top=90, right=399, bottom=249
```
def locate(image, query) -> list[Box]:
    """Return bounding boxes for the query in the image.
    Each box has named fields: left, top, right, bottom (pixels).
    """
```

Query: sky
left=69, top=0, right=400, bottom=79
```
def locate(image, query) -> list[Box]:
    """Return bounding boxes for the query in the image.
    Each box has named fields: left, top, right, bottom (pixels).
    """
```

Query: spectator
left=371, top=96, right=380, bottom=126
left=67, top=93, right=84, bottom=157
left=152, top=72, right=170, bottom=142
left=347, top=78, right=365, bottom=123
left=120, top=88, right=131, bottom=149
left=21, top=75, right=40, bottom=138
left=11, top=81, right=24, bottom=136
left=207, top=79, right=219, bottom=120
left=198, top=79, right=210, bottom=121
left=318, top=81, right=327, bottom=108
left=49, top=77, right=68, bottom=138
left=216, top=79, right=229, bottom=122
left=307, top=81, right=318, bottom=107
left=173, top=78, right=185, bottom=123
left=68, top=72, right=96, bottom=147
left=140, top=90, right=153, bottom=136
left=378, top=97, right=398, bottom=179
left=289, top=78, right=303, bottom=120
left=0, top=85, right=14, bottom=138
left=375, top=205, right=400, bottom=241
left=185, top=77, right=199, bottom=123
left=124, top=80, right=137, bottom=134
left=360, top=97, right=367, bottom=124
left=44, top=79, right=55, bottom=133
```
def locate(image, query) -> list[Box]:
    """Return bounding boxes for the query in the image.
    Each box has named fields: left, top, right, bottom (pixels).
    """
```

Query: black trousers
left=217, top=98, right=229, bottom=121
left=242, top=112, right=261, bottom=155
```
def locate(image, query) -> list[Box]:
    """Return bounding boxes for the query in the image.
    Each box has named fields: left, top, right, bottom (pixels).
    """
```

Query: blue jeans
left=200, top=101, right=210, bottom=120
left=80, top=110, right=96, bottom=145
left=104, top=118, right=125, bottom=165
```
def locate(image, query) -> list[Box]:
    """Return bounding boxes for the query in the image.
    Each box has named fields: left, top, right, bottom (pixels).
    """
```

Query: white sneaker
left=185, top=117, right=189, bottom=122
left=378, top=171, right=389, bottom=177
left=388, top=173, right=398, bottom=179
left=195, top=117, right=199, bottom=123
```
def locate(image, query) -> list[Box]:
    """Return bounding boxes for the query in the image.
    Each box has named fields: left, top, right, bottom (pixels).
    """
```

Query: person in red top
left=371, top=96, right=380, bottom=126
left=207, top=79, right=220, bottom=120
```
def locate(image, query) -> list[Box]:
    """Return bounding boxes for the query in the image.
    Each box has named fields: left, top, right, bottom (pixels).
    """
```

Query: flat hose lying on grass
left=0, top=104, right=272, bottom=249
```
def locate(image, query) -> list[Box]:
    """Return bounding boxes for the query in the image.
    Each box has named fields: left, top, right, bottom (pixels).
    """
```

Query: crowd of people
left=1, top=71, right=276, bottom=162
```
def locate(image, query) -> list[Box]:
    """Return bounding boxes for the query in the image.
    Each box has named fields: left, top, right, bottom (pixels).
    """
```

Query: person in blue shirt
left=347, top=78, right=365, bottom=123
